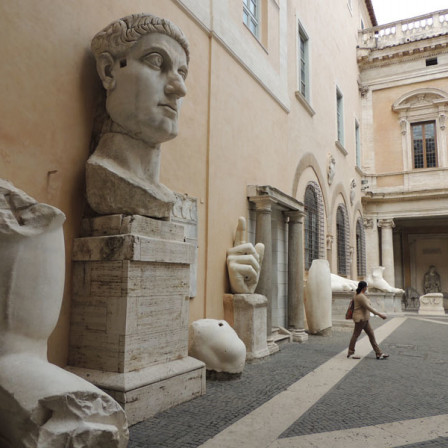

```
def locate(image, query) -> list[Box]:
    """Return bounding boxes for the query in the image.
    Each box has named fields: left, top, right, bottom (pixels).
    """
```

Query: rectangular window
left=412, top=121, right=437, bottom=168
left=337, top=88, right=344, bottom=145
left=243, top=0, right=259, bottom=38
left=298, top=24, right=309, bottom=100
left=355, top=120, right=361, bottom=167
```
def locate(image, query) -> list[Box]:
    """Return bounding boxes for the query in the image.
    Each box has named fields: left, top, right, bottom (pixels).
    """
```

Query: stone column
left=253, top=197, right=273, bottom=338
left=286, top=211, right=308, bottom=343
left=378, top=218, right=395, bottom=286
left=363, top=217, right=379, bottom=276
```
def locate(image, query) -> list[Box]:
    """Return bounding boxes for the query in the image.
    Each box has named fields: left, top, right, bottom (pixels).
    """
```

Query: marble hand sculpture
left=0, top=180, right=127, bottom=448
left=227, top=217, right=265, bottom=294
left=86, top=13, right=190, bottom=219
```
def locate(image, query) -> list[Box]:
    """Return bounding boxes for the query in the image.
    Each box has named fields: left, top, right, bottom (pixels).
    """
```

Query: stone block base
left=419, top=293, right=445, bottom=316
left=67, top=356, right=205, bottom=426
left=368, top=291, right=404, bottom=314
left=224, top=294, right=270, bottom=360
left=291, top=329, right=308, bottom=342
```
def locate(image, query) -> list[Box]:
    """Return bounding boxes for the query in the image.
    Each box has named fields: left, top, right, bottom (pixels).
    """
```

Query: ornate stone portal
left=0, top=180, right=128, bottom=447
left=68, top=14, right=205, bottom=425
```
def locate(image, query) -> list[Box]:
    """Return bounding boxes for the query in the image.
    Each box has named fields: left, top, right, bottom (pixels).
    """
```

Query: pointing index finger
left=234, top=216, right=246, bottom=247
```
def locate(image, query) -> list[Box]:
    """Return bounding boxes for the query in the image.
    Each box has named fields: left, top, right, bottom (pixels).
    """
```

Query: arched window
left=356, top=218, right=366, bottom=277
left=336, top=204, right=350, bottom=276
left=304, top=182, right=324, bottom=270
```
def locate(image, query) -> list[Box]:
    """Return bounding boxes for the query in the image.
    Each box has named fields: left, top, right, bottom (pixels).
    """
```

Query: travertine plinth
left=68, top=214, right=205, bottom=424
left=224, top=294, right=270, bottom=361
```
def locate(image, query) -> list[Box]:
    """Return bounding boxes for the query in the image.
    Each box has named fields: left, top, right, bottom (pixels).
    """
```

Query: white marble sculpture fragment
left=331, top=273, right=358, bottom=292
left=189, top=319, right=246, bottom=373
left=366, top=266, right=404, bottom=294
left=86, top=13, right=190, bottom=219
left=0, top=179, right=128, bottom=448
left=305, top=259, right=332, bottom=334
left=227, top=216, right=265, bottom=294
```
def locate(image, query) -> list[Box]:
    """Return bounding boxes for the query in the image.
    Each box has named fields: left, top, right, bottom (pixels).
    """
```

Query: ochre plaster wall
left=1, top=0, right=370, bottom=366
left=372, top=78, right=448, bottom=175
left=0, top=0, right=210, bottom=366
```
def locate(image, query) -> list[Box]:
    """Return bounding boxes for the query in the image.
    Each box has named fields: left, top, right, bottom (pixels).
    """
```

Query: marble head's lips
left=0, top=179, right=65, bottom=237
left=158, top=102, right=177, bottom=113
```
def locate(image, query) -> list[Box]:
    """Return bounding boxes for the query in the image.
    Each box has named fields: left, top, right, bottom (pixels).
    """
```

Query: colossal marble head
left=91, top=14, right=190, bottom=146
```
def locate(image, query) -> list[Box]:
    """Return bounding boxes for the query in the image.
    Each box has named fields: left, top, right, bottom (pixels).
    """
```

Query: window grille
left=336, top=204, right=350, bottom=276
left=243, top=0, right=259, bottom=37
left=356, top=218, right=366, bottom=277
left=304, top=182, right=325, bottom=270
left=411, top=121, right=437, bottom=169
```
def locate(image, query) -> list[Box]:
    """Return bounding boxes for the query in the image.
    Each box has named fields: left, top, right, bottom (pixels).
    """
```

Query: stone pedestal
left=368, top=290, right=404, bottom=314
left=418, top=293, right=445, bottom=315
left=225, top=294, right=270, bottom=361
left=68, top=214, right=205, bottom=425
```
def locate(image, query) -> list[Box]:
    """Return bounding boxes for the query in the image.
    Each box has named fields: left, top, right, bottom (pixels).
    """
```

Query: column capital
left=378, top=218, right=395, bottom=229
left=285, top=210, right=305, bottom=223
left=363, top=217, right=375, bottom=229
left=250, top=196, right=272, bottom=212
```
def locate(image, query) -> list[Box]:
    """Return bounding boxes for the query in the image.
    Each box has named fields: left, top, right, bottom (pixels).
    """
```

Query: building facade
left=1, top=0, right=447, bottom=367
left=358, top=10, right=448, bottom=307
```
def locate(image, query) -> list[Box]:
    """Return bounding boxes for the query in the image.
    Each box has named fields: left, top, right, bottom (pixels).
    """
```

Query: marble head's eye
left=144, top=53, right=163, bottom=69
left=178, top=68, right=188, bottom=80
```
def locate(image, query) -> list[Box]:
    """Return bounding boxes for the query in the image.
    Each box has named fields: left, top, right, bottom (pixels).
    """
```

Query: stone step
left=271, top=327, right=292, bottom=343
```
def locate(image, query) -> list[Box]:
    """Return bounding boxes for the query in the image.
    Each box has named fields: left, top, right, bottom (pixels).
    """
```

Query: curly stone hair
left=91, top=13, right=190, bottom=64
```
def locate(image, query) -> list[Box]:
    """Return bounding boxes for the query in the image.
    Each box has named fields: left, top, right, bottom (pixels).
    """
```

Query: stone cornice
left=247, top=185, right=304, bottom=211
left=358, top=36, right=448, bottom=69
left=362, top=187, right=448, bottom=204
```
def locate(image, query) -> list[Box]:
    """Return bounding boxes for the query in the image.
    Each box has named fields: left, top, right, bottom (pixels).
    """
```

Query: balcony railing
left=359, top=9, right=448, bottom=50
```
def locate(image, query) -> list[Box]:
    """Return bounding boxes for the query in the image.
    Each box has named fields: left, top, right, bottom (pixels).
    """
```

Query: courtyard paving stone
left=129, top=316, right=448, bottom=448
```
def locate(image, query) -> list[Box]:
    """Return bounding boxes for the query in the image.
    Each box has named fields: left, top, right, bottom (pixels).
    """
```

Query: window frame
left=355, top=119, right=361, bottom=167
left=355, top=218, right=366, bottom=277
left=411, top=120, right=437, bottom=169
left=303, top=181, right=325, bottom=271
left=243, top=0, right=260, bottom=38
left=304, top=186, right=319, bottom=270
left=392, top=88, right=448, bottom=173
left=336, top=204, right=350, bottom=277
left=298, top=22, right=310, bottom=101
left=336, top=88, right=344, bottom=146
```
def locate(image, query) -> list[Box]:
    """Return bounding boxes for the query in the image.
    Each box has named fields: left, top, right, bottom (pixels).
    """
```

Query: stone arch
left=329, top=182, right=350, bottom=224
left=292, top=152, right=329, bottom=221
left=392, top=87, right=448, bottom=110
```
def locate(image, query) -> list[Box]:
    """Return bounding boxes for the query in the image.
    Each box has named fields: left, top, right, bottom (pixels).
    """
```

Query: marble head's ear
left=96, top=52, right=116, bottom=90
